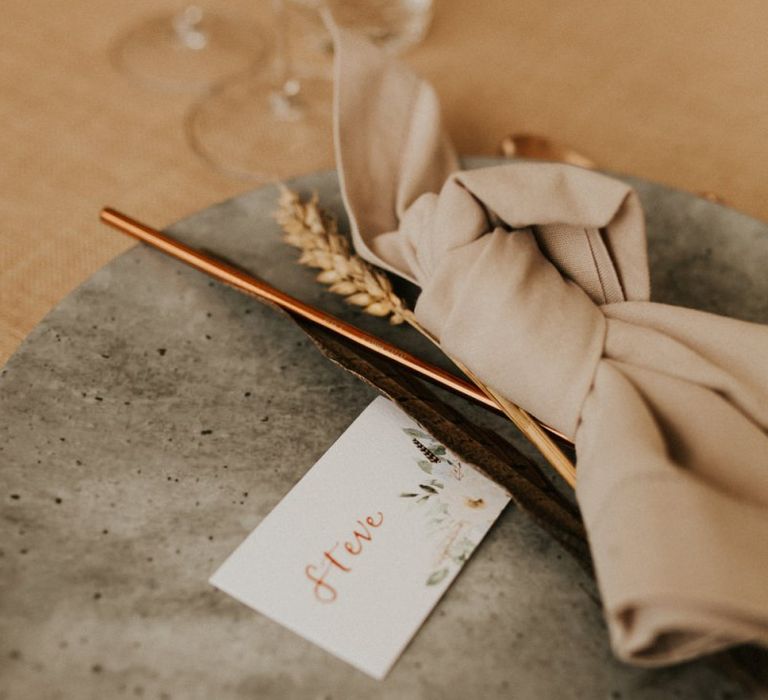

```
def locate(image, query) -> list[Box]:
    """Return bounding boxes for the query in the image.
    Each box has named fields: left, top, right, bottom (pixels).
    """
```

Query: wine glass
left=111, top=4, right=269, bottom=93
left=184, top=0, right=434, bottom=181
left=184, top=0, right=335, bottom=181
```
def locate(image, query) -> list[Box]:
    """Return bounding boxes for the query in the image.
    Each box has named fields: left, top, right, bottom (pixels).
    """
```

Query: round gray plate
left=2, top=159, right=767, bottom=699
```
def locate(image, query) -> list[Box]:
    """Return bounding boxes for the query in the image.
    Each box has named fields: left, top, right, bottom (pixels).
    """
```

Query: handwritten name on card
left=305, top=511, right=384, bottom=603
left=210, top=397, right=510, bottom=679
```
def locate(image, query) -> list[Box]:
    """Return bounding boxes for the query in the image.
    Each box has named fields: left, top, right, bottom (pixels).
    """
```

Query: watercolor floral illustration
left=399, top=427, right=502, bottom=587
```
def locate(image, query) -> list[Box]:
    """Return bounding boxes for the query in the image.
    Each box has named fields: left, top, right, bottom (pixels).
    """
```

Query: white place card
left=210, top=397, right=510, bottom=679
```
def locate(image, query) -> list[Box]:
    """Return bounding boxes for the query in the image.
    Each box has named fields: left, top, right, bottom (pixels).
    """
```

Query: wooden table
left=2, top=0, right=767, bottom=366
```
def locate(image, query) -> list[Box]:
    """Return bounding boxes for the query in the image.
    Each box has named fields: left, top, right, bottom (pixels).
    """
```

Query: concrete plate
left=2, top=160, right=767, bottom=699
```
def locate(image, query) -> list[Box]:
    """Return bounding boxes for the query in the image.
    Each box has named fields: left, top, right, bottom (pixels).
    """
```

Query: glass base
left=292, top=0, right=434, bottom=54
left=111, top=10, right=268, bottom=93
left=185, top=71, right=334, bottom=182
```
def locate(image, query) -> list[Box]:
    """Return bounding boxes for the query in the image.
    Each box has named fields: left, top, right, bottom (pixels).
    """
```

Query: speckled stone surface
left=2, top=159, right=767, bottom=699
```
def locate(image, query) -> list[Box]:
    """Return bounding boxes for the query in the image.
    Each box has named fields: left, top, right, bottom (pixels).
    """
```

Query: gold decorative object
left=499, top=133, right=596, bottom=169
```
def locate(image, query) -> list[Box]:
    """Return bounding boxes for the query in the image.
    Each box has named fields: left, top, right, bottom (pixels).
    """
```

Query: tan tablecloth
left=1, top=0, right=767, bottom=368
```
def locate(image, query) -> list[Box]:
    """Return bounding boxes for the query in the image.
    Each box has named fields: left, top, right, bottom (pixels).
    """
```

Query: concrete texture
left=2, top=159, right=767, bottom=699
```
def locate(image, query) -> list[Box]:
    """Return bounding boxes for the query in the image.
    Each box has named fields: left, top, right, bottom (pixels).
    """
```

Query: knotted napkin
left=330, top=27, right=768, bottom=666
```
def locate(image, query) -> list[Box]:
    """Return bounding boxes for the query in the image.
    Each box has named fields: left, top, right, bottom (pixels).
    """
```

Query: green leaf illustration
left=403, top=428, right=431, bottom=439
left=400, top=492, right=419, bottom=498
left=419, top=484, right=438, bottom=494
left=426, top=568, right=449, bottom=586
left=418, top=460, right=433, bottom=475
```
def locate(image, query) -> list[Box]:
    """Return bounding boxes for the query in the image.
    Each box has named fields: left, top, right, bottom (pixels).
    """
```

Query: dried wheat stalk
left=275, top=188, right=409, bottom=325
left=274, top=187, right=576, bottom=487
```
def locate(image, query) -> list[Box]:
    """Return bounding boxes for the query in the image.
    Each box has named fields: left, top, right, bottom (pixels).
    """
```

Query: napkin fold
left=331, top=27, right=768, bottom=665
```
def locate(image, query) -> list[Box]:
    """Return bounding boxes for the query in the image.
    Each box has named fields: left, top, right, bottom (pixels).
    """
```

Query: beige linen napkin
left=331, top=27, right=768, bottom=665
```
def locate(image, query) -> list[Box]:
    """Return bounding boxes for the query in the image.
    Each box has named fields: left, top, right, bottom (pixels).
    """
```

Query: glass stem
left=272, top=0, right=300, bottom=99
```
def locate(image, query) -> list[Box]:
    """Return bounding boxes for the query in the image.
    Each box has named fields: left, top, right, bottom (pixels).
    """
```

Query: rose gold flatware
left=500, top=134, right=729, bottom=208
left=499, top=133, right=596, bottom=170
left=99, top=208, right=574, bottom=451
left=98, top=209, right=496, bottom=411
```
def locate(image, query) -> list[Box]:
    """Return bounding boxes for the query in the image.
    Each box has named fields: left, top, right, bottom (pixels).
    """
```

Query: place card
left=210, top=397, right=510, bottom=679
